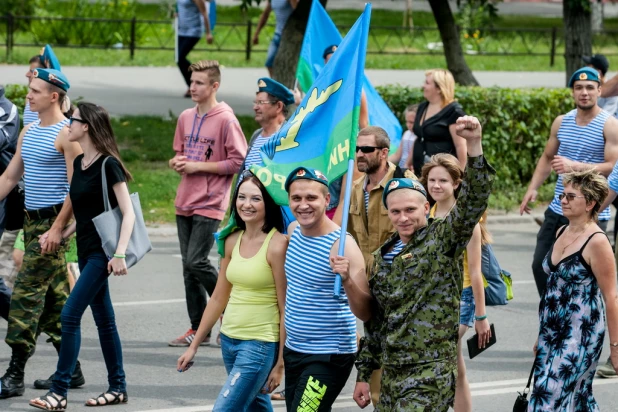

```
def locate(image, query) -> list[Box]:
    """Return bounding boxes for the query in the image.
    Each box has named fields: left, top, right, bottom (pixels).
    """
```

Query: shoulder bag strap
left=100, top=156, right=112, bottom=212
left=523, top=363, right=535, bottom=394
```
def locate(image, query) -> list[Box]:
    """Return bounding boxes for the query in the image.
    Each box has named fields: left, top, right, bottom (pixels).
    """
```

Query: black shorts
left=284, top=346, right=355, bottom=411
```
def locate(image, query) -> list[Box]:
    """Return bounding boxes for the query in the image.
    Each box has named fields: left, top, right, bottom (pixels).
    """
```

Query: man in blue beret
left=520, top=67, right=618, bottom=298
left=0, top=68, right=85, bottom=398
left=23, top=45, right=62, bottom=126
left=354, top=116, right=494, bottom=410
left=242, top=77, right=294, bottom=173
left=282, top=165, right=371, bottom=410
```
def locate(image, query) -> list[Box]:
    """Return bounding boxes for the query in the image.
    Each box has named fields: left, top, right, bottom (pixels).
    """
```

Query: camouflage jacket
left=356, top=155, right=495, bottom=382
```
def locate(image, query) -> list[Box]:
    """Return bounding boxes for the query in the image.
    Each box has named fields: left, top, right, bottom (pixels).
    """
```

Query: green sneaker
left=596, top=357, right=617, bottom=378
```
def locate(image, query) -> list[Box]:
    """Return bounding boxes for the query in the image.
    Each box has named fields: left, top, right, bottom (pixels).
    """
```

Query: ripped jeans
left=213, top=333, right=279, bottom=411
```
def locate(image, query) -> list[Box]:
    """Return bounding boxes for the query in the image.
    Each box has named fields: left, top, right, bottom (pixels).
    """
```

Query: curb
left=146, top=212, right=544, bottom=237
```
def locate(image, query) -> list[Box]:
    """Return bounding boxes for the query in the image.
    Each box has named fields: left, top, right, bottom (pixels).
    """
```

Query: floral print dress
left=529, top=228, right=606, bottom=411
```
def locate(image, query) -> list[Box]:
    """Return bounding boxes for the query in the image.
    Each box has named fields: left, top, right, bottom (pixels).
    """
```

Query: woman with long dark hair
left=29, top=102, right=135, bottom=411
left=177, top=170, right=288, bottom=410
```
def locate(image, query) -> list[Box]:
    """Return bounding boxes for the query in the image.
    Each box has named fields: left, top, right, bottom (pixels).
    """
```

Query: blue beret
left=285, top=166, right=329, bottom=192
left=32, top=68, right=70, bottom=91
left=382, top=178, right=428, bottom=208
left=323, top=44, right=338, bottom=60
left=568, top=67, right=600, bottom=88
left=39, top=45, right=61, bottom=71
left=257, top=78, right=294, bottom=106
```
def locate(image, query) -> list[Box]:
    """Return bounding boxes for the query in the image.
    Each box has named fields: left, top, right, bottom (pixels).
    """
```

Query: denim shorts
left=460, top=286, right=475, bottom=328
left=265, top=33, right=281, bottom=68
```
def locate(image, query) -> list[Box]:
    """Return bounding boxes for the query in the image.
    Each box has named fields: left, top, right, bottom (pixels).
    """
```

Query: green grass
left=4, top=4, right=615, bottom=71
left=113, top=113, right=546, bottom=223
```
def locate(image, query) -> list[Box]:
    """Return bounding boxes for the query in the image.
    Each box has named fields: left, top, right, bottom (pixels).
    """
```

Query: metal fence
left=3, top=14, right=618, bottom=66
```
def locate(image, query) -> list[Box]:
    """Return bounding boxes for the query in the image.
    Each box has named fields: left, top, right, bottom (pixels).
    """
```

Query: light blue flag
left=209, top=0, right=216, bottom=32
left=296, top=0, right=402, bottom=154
left=251, top=3, right=371, bottom=206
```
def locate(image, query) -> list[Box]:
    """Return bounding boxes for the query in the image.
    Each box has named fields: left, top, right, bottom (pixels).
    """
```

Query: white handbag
left=92, top=157, right=152, bottom=268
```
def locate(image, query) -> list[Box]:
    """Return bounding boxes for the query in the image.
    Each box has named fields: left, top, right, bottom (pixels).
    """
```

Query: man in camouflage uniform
left=353, top=116, right=495, bottom=410
left=0, top=69, right=85, bottom=399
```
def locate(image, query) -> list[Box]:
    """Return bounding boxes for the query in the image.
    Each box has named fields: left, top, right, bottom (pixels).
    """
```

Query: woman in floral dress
left=530, top=169, right=618, bottom=411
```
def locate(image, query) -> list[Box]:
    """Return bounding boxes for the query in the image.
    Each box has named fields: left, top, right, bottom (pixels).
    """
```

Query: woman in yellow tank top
left=420, top=154, right=492, bottom=412
left=176, top=170, right=288, bottom=410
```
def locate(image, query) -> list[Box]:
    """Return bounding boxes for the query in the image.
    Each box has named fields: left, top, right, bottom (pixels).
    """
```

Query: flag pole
left=334, top=3, right=371, bottom=298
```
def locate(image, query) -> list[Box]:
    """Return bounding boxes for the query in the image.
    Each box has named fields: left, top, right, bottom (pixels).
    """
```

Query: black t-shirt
left=412, top=101, right=465, bottom=175
left=70, top=155, right=126, bottom=259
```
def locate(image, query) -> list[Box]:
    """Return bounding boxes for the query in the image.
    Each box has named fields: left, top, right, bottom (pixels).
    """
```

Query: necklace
left=561, top=222, right=591, bottom=255
left=82, top=152, right=101, bottom=170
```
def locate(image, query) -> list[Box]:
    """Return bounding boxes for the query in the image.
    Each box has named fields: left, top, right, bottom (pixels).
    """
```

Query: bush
left=376, top=85, right=574, bottom=192
left=4, top=84, right=28, bottom=121
left=28, top=0, right=140, bottom=47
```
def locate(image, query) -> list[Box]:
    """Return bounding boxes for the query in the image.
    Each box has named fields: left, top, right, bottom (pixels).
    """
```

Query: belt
left=24, top=203, right=64, bottom=221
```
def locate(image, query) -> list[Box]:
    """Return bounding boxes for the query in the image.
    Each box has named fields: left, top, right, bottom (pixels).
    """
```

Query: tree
left=564, top=0, right=592, bottom=85
left=428, top=0, right=479, bottom=86
left=242, top=0, right=327, bottom=88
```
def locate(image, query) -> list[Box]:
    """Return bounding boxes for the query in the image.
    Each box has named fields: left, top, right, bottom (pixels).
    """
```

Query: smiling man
left=354, top=116, right=495, bottom=411
left=519, top=66, right=618, bottom=297
left=282, top=166, right=371, bottom=411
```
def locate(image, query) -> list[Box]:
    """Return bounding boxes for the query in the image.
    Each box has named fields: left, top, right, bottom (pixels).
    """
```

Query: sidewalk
left=0, top=65, right=590, bottom=117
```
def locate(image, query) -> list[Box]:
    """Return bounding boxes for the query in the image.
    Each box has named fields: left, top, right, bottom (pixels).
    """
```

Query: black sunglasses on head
left=356, top=145, right=387, bottom=154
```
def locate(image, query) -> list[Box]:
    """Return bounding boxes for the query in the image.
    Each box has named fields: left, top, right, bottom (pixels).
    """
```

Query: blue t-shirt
left=177, top=0, right=204, bottom=38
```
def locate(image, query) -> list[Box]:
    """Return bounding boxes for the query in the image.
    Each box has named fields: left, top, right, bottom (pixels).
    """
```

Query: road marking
left=132, top=399, right=357, bottom=412
left=512, top=280, right=536, bottom=285
left=471, top=378, right=618, bottom=397
left=113, top=298, right=185, bottom=307
left=469, top=378, right=528, bottom=388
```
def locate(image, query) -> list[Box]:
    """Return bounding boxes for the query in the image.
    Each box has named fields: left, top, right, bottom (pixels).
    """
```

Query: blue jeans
left=459, top=286, right=475, bottom=328
left=51, top=252, right=126, bottom=397
left=213, top=334, right=278, bottom=411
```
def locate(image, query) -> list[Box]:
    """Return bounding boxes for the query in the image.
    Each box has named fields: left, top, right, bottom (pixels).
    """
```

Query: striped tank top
left=244, top=134, right=269, bottom=170
left=284, top=226, right=357, bottom=354
left=549, top=109, right=611, bottom=220
left=22, top=101, right=38, bottom=126
left=21, top=119, right=70, bottom=210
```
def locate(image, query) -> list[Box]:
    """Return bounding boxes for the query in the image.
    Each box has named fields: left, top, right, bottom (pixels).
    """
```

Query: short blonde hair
left=562, top=168, right=609, bottom=222
left=425, top=69, right=455, bottom=107
left=189, top=60, right=221, bottom=84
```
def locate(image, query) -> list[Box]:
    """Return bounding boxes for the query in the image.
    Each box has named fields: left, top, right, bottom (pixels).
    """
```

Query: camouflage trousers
left=376, top=360, right=457, bottom=412
left=5, top=216, right=68, bottom=357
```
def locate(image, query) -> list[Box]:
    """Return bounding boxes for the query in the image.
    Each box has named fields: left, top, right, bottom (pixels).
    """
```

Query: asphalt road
left=1, top=65, right=601, bottom=118
left=1, top=219, right=618, bottom=411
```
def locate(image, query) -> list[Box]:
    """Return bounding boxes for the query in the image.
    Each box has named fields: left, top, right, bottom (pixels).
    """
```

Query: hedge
left=6, top=83, right=572, bottom=192
left=376, top=85, right=574, bottom=191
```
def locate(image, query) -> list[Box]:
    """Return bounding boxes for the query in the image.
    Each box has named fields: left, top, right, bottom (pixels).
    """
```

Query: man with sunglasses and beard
left=346, top=126, right=415, bottom=406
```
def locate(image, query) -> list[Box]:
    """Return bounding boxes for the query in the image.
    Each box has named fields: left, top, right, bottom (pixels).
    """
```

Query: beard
left=357, top=156, right=381, bottom=174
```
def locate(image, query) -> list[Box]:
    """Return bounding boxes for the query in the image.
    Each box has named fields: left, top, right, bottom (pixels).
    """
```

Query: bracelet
left=113, top=253, right=126, bottom=259
left=474, top=315, right=487, bottom=321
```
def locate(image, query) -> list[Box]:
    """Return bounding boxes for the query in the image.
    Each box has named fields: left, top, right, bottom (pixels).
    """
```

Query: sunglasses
left=356, top=146, right=386, bottom=154
left=69, top=117, right=88, bottom=125
left=253, top=100, right=278, bottom=106
left=558, top=193, right=586, bottom=202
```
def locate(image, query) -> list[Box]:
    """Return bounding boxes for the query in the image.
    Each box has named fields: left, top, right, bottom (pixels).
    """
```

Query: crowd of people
left=0, top=29, right=617, bottom=412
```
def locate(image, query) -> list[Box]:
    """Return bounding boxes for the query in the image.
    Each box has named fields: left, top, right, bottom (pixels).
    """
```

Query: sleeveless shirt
left=21, top=119, right=70, bottom=210
left=284, top=226, right=357, bottom=354
left=22, top=101, right=38, bottom=126
left=549, top=109, right=611, bottom=220
left=220, top=228, right=280, bottom=342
